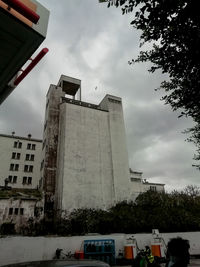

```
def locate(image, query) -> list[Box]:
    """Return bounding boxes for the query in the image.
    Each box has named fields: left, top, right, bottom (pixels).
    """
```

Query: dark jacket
left=165, top=260, right=188, bottom=267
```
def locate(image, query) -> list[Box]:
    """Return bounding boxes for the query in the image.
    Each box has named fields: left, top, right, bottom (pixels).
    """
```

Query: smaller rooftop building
left=0, top=188, right=43, bottom=234
left=129, top=168, right=165, bottom=200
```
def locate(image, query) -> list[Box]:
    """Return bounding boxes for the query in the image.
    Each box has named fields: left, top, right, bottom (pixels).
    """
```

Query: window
left=29, top=166, right=33, bottom=172
left=27, top=143, right=31, bottom=150
left=9, top=207, right=23, bottom=216
left=10, top=164, right=14, bottom=171
left=15, top=164, right=19, bottom=171
left=24, top=165, right=28, bottom=172
left=20, top=208, right=24, bottom=215
left=8, top=176, right=17, bottom=183
left=28, top=177, right=32, bottom=184
left=10, top=164, right=19, bottom=171
left=27, top=143, right=36, bottom=150
left=12, top=152, right=20, bottom=159
left=14, top=141, right=17, bottom=148
left=25, top=154, right=35, bottom=161
left=13, top=176, right=17, bottom=183
left=24, top=165, right=33, bottom=173
left=23, top=176, right=32, bottom=185
left=23, top=176, right=27, bottom=184
left=9, top=208, right=13, bottom=215
left=14, top=208, right=19, bottom=215
left=150, top=186, right=157, bottom=192
left=13, top=141, right=22, bottom=149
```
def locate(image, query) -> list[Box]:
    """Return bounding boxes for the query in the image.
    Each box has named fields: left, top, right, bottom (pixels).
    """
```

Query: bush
left=0, top=222, right=16, bottom=235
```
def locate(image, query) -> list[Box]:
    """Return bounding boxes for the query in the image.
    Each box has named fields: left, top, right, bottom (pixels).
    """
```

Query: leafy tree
left=100, top=0, right=200, bottom=168
left=109, top=201, right=136, bottom=233
left=183, top=184, right=200, bottom=198
left=14, top=185, right=200, bottom=235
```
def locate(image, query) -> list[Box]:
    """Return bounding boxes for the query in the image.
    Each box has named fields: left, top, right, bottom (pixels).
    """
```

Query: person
left=132, top=246, right=160, bottom=267
left=55, top=248, right=63, bottom=259
left=165, top=237, right=190, bottom=267
left=144, top=246, right=155, bottom=265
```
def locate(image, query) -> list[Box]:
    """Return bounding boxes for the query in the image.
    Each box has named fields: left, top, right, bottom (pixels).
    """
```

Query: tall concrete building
left=41, top=75, right=132, bottom=218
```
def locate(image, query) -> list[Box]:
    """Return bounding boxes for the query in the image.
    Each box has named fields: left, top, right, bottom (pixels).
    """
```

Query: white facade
left=0, top=134, right=42, bottom=189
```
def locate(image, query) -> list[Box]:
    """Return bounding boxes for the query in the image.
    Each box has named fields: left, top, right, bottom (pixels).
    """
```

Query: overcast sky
left=0, top=0, right=199, bottom=192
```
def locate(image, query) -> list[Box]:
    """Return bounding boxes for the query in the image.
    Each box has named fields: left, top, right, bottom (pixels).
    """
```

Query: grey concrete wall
left=55, top=94, right=133, bottom=213
left=1, top=232, right=200, bottom=266
left=102, top=95, right=131, bottom=203
left=57, top=102, right=115, bottom=212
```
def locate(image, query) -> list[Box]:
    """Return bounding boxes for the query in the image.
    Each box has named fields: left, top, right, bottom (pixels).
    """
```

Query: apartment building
left=0, top=133, right=42, bottom=189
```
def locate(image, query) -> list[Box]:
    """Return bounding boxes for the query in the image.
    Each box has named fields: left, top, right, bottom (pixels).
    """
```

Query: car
left=1, top=259, right=110, bottom=267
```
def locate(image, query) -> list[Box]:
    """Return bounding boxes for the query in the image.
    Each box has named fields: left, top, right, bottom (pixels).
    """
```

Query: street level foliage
left=101, top=0, right=200, bottom=168
left=55, top=185, right=200, bottom=235
left=5, top=185, right=200, bottom=236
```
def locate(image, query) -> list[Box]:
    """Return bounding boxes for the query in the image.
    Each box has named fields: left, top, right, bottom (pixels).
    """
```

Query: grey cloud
left=0, top=93, right=43, bottom=138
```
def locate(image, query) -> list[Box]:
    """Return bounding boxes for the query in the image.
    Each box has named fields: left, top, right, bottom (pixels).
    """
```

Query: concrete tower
left=41, top=75, right=131, bottom=219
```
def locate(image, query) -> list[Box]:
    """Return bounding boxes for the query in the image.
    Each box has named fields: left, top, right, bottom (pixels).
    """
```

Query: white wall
left=0, top=232, right=200, bottom=266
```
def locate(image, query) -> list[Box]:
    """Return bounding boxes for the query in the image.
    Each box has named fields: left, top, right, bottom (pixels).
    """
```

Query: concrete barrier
left=0, top=232, right=200, bottom=266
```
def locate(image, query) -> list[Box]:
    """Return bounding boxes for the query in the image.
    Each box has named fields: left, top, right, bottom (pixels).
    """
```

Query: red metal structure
left=1, top=0, right=40, bottom=23
left=0, top=0, right=49, bottom=104
left=14, top=48, right=49, bottom=86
